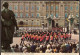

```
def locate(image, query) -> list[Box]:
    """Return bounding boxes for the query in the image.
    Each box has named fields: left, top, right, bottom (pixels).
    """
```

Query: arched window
left=20, top=13, right=23, bottom=18
left=46, top=6, right=48, bottom=10
left=76, top=6, right=78, bottom=10
left=20, top=5, right=23, bottom=10
left=31, top=13, right=34, bottom=17
left=65, top=6, right=68, bottom=10
left=14, top=5, right=18, bottom=10
left=37, top=6, right=39, bottom=10
left=70, top=6, right=73, bottom=10
left=32, top=6, right=34, bottom=10
left=51, top=6, right=53, bottom=10
left=37, top=13, right=39, bottom=17
left=26, top=13, right=28, bottom=17
left=46, top=14, right=48, bottom=17
left=51, top=14, right=53, bottom=18
left=56, top=6, right=58, bottom=10
left=65, top=13, right=68, bottom=18
left=26, top=6, right=28, bottom=10
left=15, top=13, right=18, bottom=18
left=56, top=13, right=58, bottom=18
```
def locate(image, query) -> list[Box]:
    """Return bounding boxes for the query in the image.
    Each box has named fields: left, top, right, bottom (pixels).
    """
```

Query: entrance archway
left=19, top=21, right=24, bottom=25
left=52, top=20, right=55, bottom=27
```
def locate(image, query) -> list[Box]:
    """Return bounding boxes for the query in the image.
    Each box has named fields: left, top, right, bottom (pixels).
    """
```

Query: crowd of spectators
left=11, top=41, right=79, bottom=53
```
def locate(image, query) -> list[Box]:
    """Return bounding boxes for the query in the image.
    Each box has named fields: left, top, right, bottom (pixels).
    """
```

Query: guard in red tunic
left=24, top=34, right=27, bottom=40
left=69, top=33, right=71, bottom=40
left=36, top=35, right=39, bottom=43
left=46, top=36, right=49, bottom=44
left=21, top=35, right=24, bottom=44
left=51, top=35, right=53, bottom=42
left=65, top=33, right=68, bottom=40
left=60, top=34, right=63, bottom=42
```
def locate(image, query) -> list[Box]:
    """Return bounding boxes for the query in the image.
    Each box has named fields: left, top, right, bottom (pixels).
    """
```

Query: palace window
left=37, top=6, right=39, bottom=10
left=26, top=13, right=28, bottom=17
left=65, top=13, right=68, bottom=18
left=65, top=6, right=68, bottom=10
left=51, top=14, right=53, bottom=18
left=46, top=14, right=48, bottom=17
left=56, top=6, right=58, bottom=10
left=46, top=6, right=48, bottom=10
left=37, top=13, right=39, bottom=17
left=14, top=5, right=18, bottom=10
left=51, top=6, right=53, bottom=10
left=31, top=13, right=34, bottom=17
left=26, top=6, right=28, bottom=10
left=76, top=6, right=78, bottom=10
left=20, top=13, right=23, bottom=18
left=20, top=6, right=23, bottom=10
left=15, top=13, right=18, bottom=18
left=32, top=6, right=34, bottom=10
left=70, top=6, right=73, bottom=10
left=56, top=13, right=58, bottom=18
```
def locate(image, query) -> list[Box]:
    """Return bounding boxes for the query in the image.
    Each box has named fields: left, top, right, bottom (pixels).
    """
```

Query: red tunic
left=36, top=37, right=39, bottom=40
left=28, top=35, right=30, bottom=38
left=60, top=35, right=63, bottom=38
left=25, top=34, right=27, bottom=38
left=40, top=38, right=43, bottom=41
left=51, top=36, right=53, bottom=40
left=46, top=36, right=49, bottom=40
left=22, top=35, right=24, bottom=40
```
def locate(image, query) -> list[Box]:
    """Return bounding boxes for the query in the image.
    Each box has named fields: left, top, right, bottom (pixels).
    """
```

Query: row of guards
left=21, top=32, right=71, bottom=44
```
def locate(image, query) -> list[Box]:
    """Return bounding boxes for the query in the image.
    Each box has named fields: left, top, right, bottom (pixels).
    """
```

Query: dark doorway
left=52, top=20, right=55, bottom=27
left=56, top=23, right=59, bottom=27
left=19, top=21, right=24, bottom=25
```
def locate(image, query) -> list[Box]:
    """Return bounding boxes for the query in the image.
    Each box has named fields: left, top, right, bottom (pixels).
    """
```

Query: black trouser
left=46, top=40, right=49, bottom=44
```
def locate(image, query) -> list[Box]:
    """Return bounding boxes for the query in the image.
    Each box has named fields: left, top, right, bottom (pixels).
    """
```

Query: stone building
left=1, top=1, right=79, bottom=30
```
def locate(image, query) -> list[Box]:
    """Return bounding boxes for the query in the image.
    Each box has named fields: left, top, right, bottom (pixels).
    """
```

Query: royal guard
left=31, top=35, right=33, bottom=40
left=65, top=33, right=68, bottom=40
left=46, top=36, right=49, bottom=44
left=60, top=34, right=63, bottom=42
left=54, top=34, right=58, bottom=42
left=24, top=34, right=27, bottom=40
left=33, top=35, right=36, bottom=42
left=51, top=35, right=53, bottom=42
left=21, top=35, right=24, bottom=44
left=69, top=33, right=71, bottom=40
left=64, top=33, right=66, bottom=40
left=29, top=34, right=31, bottom=41
left=43, top=34, right=46, bottom=42
left=28, top=34, right=30, bottom=40
left=36, top=35, right=39, bottom=43
left=40, top=37, right=43, bottom=43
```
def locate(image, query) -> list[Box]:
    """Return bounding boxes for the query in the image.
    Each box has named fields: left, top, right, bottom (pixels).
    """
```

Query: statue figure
left=1, top=2, right=19, bottom=51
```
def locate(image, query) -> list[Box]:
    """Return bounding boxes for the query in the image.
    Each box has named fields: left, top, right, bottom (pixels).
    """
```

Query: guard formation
left=21, top=30, right=71, bottom=44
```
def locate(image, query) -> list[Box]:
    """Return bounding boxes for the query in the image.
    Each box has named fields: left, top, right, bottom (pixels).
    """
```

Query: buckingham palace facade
left=1, top=1, right=79, bottom=30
